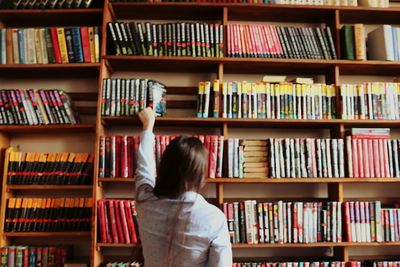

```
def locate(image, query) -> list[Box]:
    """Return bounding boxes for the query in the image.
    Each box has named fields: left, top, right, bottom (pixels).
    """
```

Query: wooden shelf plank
left=0, top=8, right=103, bottom=27
left=233, top=242, right=400, bottom=248
left=207, top=178, right=400, bottom=183
left=0, top=63, right=100, bottom=78
left=97, top=243, right=139, bottom=248
left=0, top=124, right=96, bottom=134
left=110, top=2, right=400, bottom=24
left=6, top=185, right=92, bottom=190
left=4, top=232, right=91, bottom=237
left=105, top=56, right=400, bottom=75
left=98, top=178, right=135, bottom=183
left=102, top=117, right=400, bottom=128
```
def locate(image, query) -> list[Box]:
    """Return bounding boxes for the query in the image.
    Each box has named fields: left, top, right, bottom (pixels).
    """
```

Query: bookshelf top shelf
left=3, top=232, right=91, bottom=237
left=109, top=2, right=400, bottom=24
left=0, top=8, right=103, bottom=27
left=0, top=124, right=96, bottom=134
left=105, top=56, right=400, bottom=75
left=207, top=178, right=400, bottom=183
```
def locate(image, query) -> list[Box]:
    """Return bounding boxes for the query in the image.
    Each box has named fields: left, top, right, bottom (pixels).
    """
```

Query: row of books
left=98, top=135, right=223, bottom=178
left=0, top=27, right=100, bottom=64
left=110, top=0, right=389, bottom=7
left=233, top=262, right=358, bottom=267
left=346, top=129, right=400, bottom=178
left=0, top=246, right=70, bottom=267
left=0, top=89, right=80, bottom=125
left=0, top=0, right=95, bottom=8
left=197, top=80, right=337, bottom=119
left=340, top=83, right=400, bottom=120
left=4, top=197, right=93, bottom=232
left=343, top=201, right=400, bottom=243
left=342, top=25, right=400, bottom=61
left=226, top=138, right=345, bottom=179
left=227, top=24, right=336, bottom=60
left=97, top=200, right=139, bottom=244
left=223, top=201, right=343, bottom=244
left=7, top=150, right=94, bottom=185
left=101, top=78, right=167, bottom=117
left=105, top=263, right=143, bottom=267
left=108, top=22, right=224, bottom=57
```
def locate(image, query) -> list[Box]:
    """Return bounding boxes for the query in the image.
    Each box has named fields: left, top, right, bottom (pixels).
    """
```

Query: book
left=97, top=199, right=139, bottom=244
left=223, top=200, right=342, bottom=244
left=1, top=26, right=100, bottom=64
left=108, top=22, right=223, bottom=58
left=0, top=246, right=72, bottom=266
left=101, top=78, right=166, bottom=117
left=4, top=198, right=92, bottom=232
left=6, top=149, right=94, bottom=185
left=367, top=25, right=395, bottom=61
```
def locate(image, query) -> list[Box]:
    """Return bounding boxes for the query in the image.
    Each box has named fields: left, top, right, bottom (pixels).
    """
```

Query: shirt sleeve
left=135, top=130, right=156, bottom=200
left=207, top=217, right=232, bottom=267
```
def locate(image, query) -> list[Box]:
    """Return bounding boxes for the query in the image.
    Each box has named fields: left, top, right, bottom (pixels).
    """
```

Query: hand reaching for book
left=138, top=107, right=155, bottom=132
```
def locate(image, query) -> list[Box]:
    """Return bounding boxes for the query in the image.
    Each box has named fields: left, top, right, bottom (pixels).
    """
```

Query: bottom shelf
left=4, top=232, right=91, bottom=237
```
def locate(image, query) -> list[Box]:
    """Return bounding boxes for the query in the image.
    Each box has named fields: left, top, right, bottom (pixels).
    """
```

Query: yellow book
left=94, top=27, right=100, bottom=63
left=56, top=28, right=69, bottom=64
left=88, top=27, right=96, bottom=63
left=34, top=28, right=43, bottom=64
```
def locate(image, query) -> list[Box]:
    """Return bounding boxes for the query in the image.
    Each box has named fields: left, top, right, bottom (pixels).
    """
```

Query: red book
left=383, top=139, right=390, bottom=177
left=131, top=201, right=140, bottom=242
left=209, top=136, right=218, bottom=178
left=160, top=135, right=167, bottom=156
left=368, top=139, right=375, bottom=178
left=125, top=200, right=138, bottom=245
left=50, top=28, right=62, bottom=64
left=133, top=136, right=140, bottom=168
left=118, top=200, right=131, bottom=244
left=97, top=200, right=107, bottom=243
left=379, top=139, right=385, bottom=178
left=116, top=136, right=122, bottom=177
left=23, top=247, right=29, bottom=267
left=80, top=26, right=92, bottom=63
left=121, top=136, right=129, bottom=178
left=108, top=200, right=119, bottom=243
left=127, top=136, right=134, bottom=178
left=103, top=199, right=112, bottom=243
left=373, top=140, right=380, bottom=178
left=357, top=139, right=364, bottom=178
left=114, top=200, right=125, bottom=243
left=362, top=139, right=370, bottom=178
left=345, top=202, right=351, bottom=242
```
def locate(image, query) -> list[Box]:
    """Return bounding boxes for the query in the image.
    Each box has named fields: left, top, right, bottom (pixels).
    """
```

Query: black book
left=172, top=23, right=177, bottom=57
left=152, top=23, right=158, bottom=57
left=297, top=28, right=312, bottom=59
left=123, top=23, right=135, bottom=55
left=114, top=23, right=127, bottom=56
left=145, top=22, right=153, bottom=56
left=291, top=27, right=306, bottom=59
left=286, top=27, right=300, bottom=59
left=279, top=27, right=293, bottom=59
left=108, top=23, right=121, bottom=56
left=303, top=27, right=317, bottom=59
left=176, top=23, right=181, bottom=56
left=318, top=27, right=332, bottom=60
left=167, top=23, right=173, bottom=56
left=315, top=27, right=330, bottom=59
left=325, top=26, right=337, bottom=59
left=2, top=91, right=15, bottom=124
left=64, top=28, right=76, bottom=63
left=136, top=22, right=147, bottom=56
left=160, top=24, right=166, bottom=56
left=0, top=91, right=8, bottom=124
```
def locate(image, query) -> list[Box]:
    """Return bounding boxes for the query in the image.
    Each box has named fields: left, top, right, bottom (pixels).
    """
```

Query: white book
left=318, top=84, right=323, bottom=120
left=263, top=203, right=270, bottom=243
left=252, top=83, right=257, bottom=119
left=244, top=200, right=255, bottom=244
left=276, top=85, right=281, bottom=119
left=298, top=202, right=304, bottom=243
left=316, top=139, right=323, bottom=178
left=285, top=139, right=291, bottom=178
left=332, top=202, right=337, bottom=242
left=237, top=82, right=242, bottom=119
left=270, top=138, right=276, bottom=178
left=346, top=136, right=353, bottom=178
left=238, top=145, right=244, bottom=178
left=337, top=202, right=342, bottom=242
left=40, top=28, right=48, bottom=64
left=279, top=139, right=286, bottom=178
left=233, top=138, right=239, bottom=178
left=313, top=203, right=318, bottom=242
left=303, top=203, right=309, bottom=243
left=292, top=85, right=297, bottom=119
left=367, top=25, right=394, bottom=61
left=326, top=139, right=333, bottom=178
left=287, top=202, right=292, bottom=243
left=278, top=201, right=284, bottom=243
left=275, top=139, right=281, bottom=178
left=228, top=138, right=234, bottom=178
left=203, top=81, right=211, bottom=118
left=375, top=201, right=382, bottom=242
left=355, top=202, right=362, bottom=242
left=290, top=139, right=296, bottom=178
left=257, top=203, right=264, bottom=243
left=332, top=139, right=339, bottom=178
left=282, top=202, right=287, bottom=243
left=360, top=202, right=367, bottom=242
left=365, top=202, right=371, bottom=242
left=349, top=202, right=357, bottom=242
left=266, top=83, right=271, bottom=119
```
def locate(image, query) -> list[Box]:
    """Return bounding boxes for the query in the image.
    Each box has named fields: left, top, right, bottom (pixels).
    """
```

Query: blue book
left=71, top=27, right=84, bottom=63
left=392, top=28, right=399, bottom=61
left=17, top=28, right=26, bottom=64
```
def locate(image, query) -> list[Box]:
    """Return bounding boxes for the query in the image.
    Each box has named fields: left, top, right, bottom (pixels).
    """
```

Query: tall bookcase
left=1, top=0, right=400, bottom=266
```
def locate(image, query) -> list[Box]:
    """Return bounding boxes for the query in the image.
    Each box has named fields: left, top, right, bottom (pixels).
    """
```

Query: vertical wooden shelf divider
left=92, top=1, right=112, bottom=266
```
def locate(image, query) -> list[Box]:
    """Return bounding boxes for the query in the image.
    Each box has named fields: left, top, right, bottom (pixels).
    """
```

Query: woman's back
left=135, top=126, right=231, bottom=267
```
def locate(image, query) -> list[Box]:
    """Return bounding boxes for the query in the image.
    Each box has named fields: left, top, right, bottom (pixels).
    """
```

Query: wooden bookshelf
left=206, top=178, right=400, bottom=183
left=0, top=124, right=96, bottom=134
left=3, top=232, right=91, bottom=237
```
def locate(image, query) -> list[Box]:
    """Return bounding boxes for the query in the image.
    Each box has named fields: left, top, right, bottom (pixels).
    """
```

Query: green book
left=340, top=25, right=355, bottom=60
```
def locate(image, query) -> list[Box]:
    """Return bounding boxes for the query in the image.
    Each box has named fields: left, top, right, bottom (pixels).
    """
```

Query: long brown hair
left=154, top=136, right=208, bottom=199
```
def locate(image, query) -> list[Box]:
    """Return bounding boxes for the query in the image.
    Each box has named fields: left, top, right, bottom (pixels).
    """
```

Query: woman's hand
left=138, top=107, right=155, bottom=132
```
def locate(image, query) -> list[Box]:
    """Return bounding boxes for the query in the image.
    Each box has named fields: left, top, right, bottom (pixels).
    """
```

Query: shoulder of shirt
left=193, top=194, right=226, bottom=224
